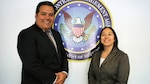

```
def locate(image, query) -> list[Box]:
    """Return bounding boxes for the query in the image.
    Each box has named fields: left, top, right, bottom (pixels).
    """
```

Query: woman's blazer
left=88, top=47, right=130, bottom=84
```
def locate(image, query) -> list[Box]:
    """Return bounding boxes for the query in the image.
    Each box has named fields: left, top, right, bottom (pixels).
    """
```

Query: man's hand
left=55, top=72, right=67, bottom=84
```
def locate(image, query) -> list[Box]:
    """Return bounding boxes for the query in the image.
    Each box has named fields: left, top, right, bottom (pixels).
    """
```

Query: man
left=17, top=1, right=68, bottom=84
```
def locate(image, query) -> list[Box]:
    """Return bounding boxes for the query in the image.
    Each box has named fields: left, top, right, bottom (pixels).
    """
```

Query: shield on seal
left=72, top=17, right=84, bottom=37
left=72, top=24, right=84, bottom=37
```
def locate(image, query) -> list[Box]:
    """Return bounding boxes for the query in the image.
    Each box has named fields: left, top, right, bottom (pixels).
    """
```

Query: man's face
left=35, top=5, right=55, bottom=30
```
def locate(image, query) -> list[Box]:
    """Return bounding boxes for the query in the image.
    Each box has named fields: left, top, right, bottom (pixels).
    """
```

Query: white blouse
left=99, top=58, right=105, bottom=67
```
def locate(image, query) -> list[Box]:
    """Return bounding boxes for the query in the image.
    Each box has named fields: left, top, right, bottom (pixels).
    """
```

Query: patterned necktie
left=45, top=30, right=61, bottom=64
left=45, top=30, right=58, bottom=52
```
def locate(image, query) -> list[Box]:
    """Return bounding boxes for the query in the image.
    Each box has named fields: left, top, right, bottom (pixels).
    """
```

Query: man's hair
left=36, top=1, right=56, bottom=14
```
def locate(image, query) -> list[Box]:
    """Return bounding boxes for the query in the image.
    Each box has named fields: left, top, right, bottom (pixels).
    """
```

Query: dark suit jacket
left=88, top=47, right=130, bottom=84
left=17, top=24, right=68, bottom=84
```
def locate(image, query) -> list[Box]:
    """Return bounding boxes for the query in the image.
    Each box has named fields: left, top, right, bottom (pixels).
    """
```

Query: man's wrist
left=62, top=71, right=68, bottom=76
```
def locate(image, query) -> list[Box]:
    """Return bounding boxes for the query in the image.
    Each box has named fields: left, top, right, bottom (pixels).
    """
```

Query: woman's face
left=101, top=28, right=115, bottom=48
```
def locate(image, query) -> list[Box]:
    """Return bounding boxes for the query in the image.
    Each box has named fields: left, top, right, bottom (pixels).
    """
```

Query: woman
left=88, top=27, right=130, bottom=84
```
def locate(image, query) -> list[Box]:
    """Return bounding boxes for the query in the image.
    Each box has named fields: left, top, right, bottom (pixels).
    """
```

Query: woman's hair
left=99, top=27, right=119, bottom=51
left=35, top=1, right=56, bottom=14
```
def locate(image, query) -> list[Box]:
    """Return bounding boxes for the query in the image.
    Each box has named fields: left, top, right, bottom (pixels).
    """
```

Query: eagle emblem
left=60, top=10, right=96, bottom=43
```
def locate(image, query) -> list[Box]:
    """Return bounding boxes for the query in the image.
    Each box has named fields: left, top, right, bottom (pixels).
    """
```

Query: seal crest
left=54, top=0, right=112, bottom=60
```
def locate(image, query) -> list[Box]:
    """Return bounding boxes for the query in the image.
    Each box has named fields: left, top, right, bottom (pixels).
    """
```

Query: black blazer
left=88, top=47, right=130, bottom=84
left=17, top=24, right=68, bottom=84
